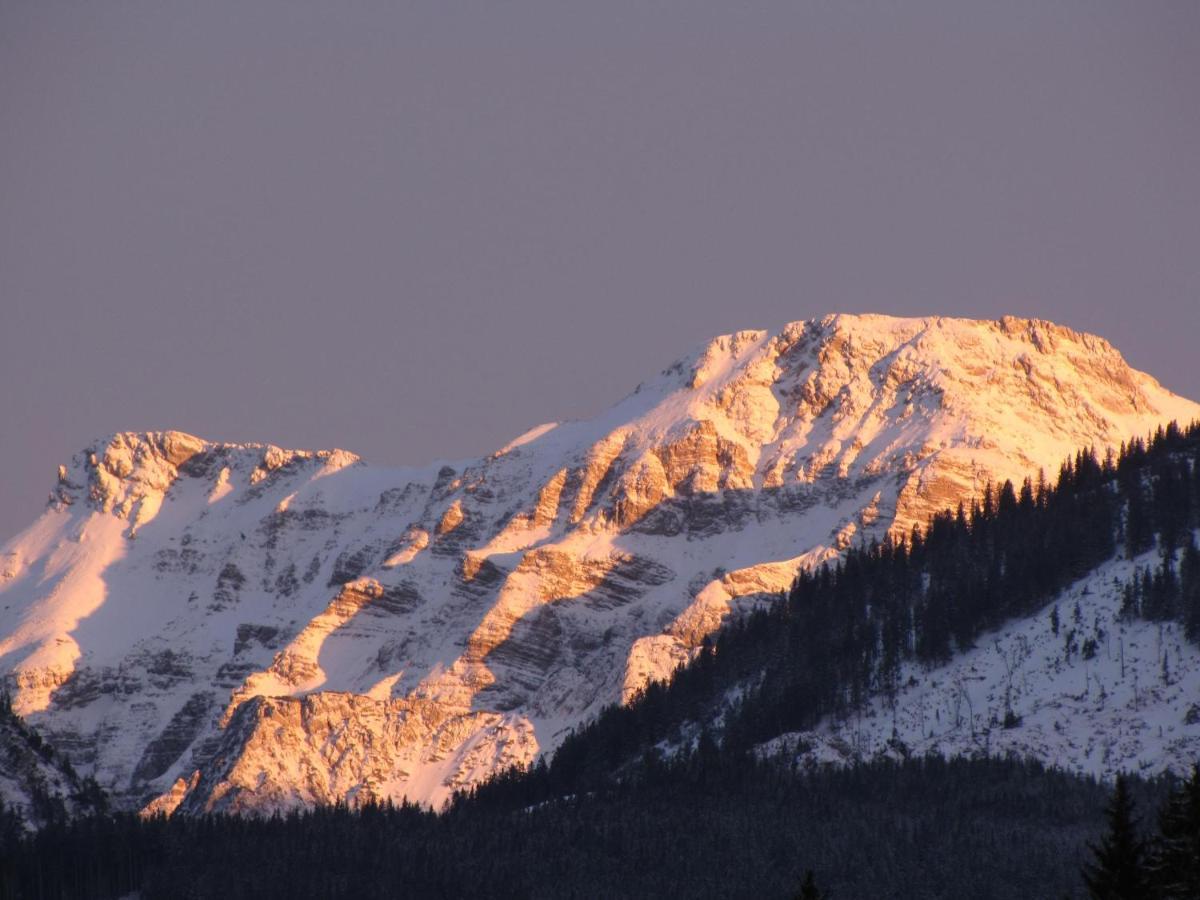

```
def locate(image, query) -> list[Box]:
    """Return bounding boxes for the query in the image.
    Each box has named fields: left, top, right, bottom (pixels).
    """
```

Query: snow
left=496, top=422, right=560, bottom=456
left=0, top=314, right=1197, bottom=815
left=763, top=545, right=1200, bottom=780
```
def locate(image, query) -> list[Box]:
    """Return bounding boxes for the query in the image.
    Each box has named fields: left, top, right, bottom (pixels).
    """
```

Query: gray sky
left=2, top=1, right=1198, bottom=543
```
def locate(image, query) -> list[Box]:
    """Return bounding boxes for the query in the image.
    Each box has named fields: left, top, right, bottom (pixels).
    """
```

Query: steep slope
left=0, top=314, right=1196, bottom=815
left=499, top=430, right=1200, bottom=805
left=764, top=547, right=1200, bottom=780
left=0, top=696, right=102, bottom=827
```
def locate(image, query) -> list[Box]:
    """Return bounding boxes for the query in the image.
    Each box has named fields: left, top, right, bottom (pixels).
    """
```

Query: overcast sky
left=2, top=0, right=1197, bottom=543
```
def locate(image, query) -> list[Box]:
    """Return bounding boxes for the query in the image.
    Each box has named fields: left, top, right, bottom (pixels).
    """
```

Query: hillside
left=1, top=314, right=1196, bottom=814
left=0, top=693, right=104, bottom=831
left=483, top=423, right=1200, bottom=807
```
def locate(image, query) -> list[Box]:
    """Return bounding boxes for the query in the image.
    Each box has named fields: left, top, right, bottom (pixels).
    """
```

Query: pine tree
left=1181, top=539, right=1200, bottom=644
left=1148, top=765, right=1200, bottom=899
left=795, top=869, right=828, bottom=899
left=1083, top=775, right=1150, bottom=899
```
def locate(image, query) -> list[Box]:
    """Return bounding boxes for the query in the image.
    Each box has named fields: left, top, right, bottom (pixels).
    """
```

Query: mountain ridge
left=2, top=313, right=1197, bottom=815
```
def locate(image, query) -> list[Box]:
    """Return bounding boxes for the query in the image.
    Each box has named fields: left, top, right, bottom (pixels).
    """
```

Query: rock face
left=0, top=699, right=99, bottom=827
left=0, top=314, right=1197, bottom=815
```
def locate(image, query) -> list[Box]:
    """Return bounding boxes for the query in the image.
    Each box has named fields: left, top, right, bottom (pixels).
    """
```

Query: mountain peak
left=51, top=431, right=361, bottom=528
left=632, top=314, right=1191, bottom=529
left=3, top=314, right=1198, bottom=815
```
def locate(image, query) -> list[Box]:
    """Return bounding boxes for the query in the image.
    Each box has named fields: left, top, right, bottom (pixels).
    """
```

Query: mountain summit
left=1, top=314, right=1196, bottom=815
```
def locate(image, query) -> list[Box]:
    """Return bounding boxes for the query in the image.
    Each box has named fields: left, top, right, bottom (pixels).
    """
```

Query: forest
left=2, top=751, right=1197, bottom=899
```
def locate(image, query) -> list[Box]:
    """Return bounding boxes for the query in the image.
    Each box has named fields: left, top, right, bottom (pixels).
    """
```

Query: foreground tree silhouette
left=1083, top=775, right=1150, bottom=899
left=1148, top=764, right=1200, bottom=899
left=794, top=870, right=828, bottom=900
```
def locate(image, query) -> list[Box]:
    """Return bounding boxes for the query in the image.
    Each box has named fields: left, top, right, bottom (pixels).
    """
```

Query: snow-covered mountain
left=0, top=696, right=102, bottom=827
left=1, top=314, right=1197, bottom=816
left=761, top=547, right=1200, bottom=780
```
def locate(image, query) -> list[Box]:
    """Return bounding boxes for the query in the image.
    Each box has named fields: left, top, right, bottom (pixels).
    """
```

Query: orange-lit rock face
left=2, top=315, right=1197, bottom=816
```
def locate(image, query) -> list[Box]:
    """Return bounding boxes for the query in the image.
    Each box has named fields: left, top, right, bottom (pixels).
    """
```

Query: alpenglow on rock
left=1, top=314, right=1196, bottom=816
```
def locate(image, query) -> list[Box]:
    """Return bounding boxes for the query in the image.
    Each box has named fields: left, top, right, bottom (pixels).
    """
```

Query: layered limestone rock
left=1, top=314, right=1197, bottom=817
left=173, top=692, right=537, bottom=815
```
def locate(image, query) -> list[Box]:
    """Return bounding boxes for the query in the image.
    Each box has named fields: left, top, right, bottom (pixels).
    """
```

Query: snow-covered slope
left=0, top=314, right=1196, bottom=815
left=0, top=699, right=100, bottom=827
left=760, top=546, right=1200, bottom=780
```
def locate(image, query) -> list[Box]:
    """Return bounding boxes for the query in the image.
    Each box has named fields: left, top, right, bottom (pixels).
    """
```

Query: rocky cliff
left=1, top=314, right=1196, bottom=815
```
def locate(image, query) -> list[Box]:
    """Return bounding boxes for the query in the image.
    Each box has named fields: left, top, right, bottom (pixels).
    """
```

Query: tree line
left=2, top=754, right=1186, bottom=899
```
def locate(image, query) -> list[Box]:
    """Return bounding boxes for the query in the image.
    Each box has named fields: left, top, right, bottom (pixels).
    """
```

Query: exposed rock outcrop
left=1, top=314, right=1197, bottom=818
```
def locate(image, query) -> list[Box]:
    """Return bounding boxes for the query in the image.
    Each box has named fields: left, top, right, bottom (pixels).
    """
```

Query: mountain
left=0, top=693, right=104, bottom=829
left=1, top=313, right=1197, bottom=816
left=764, top=545, right=1200, bottom=779
left=527, top=422, right=1200, bottom=793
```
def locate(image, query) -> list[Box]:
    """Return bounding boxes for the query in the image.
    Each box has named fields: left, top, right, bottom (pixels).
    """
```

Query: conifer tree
left=1148, top=765, right=1200, bottom=899
left=1083, top=775, right=1150, bottom=899
left=795, top=869, right=828, bottom=899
